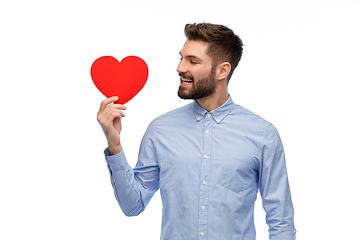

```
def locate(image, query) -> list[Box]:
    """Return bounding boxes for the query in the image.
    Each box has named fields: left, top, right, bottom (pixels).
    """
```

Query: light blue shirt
left=104, top=97, right=296, bottom=240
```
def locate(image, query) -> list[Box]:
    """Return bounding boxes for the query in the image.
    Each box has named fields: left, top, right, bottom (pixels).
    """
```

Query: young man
left=97, top=23, right=296, bottom=240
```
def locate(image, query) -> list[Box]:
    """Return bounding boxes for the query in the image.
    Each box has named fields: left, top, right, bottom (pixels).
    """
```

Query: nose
left=176, top=59, right=187, bottom=74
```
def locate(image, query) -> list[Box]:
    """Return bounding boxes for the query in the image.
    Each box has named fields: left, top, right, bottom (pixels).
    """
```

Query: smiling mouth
left=180, top=77, right=194, bottom=85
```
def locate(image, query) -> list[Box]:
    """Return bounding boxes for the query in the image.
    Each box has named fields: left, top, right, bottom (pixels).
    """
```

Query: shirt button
left=201, top=232, right=205, bottom=236
left=201, top=206, right=205, bottom=210
left=216, top=119, right=220, bottom=123
left=204, top=154, right=208, bottom=159
left=202, top=180, right=207, bottom=185
left=205, top=130, right=209, bottom=134
left=197, top=117, right=201, bottom=120
left=207, top=113, right=211, bottom=117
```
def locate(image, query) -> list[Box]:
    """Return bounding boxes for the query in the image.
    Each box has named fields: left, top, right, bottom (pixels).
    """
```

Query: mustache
left=179, top=73, right=194, bottom=81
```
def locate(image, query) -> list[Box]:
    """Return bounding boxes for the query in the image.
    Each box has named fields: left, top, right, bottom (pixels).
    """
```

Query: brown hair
left=184, top=23, right=243, bottom=82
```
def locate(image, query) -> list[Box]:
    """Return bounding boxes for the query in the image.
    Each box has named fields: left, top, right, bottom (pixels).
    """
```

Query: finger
left=112, top=104, right=127, bottom=111
left=104, top=103, right=127, bottom=115
left=101, top=110, right=122, bottom=127
left=99, top=96, right=119, bottom=113
left=108, top=107, right=126, bottom=119
left=112, top=108, right=126, bottom=118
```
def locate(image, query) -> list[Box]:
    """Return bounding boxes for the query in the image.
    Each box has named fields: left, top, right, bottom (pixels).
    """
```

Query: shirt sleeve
left=259, top=123, right=296, bottom=240
left=104, top=120, right=159, bottom=217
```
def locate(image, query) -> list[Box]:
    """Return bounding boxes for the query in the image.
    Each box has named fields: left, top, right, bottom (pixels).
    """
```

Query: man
left=97, top=23, right=296, bottom=240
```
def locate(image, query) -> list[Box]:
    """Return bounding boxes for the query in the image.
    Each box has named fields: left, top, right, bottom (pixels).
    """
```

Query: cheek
left=193, top=66, right=212, bottom=79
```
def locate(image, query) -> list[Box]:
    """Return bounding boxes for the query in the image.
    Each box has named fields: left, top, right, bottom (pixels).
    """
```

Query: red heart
left=91, top=56, right=148, bottom=104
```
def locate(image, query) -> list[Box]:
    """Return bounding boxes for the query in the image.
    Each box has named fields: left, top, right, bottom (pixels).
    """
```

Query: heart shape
left=91, top=56, right=148, bottom=104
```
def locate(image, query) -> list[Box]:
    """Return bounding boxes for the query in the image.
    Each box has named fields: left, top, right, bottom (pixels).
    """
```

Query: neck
left=196, top=89, right=229, bottom=112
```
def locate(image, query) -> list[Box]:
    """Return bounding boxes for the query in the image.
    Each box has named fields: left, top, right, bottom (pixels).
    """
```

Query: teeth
left=181, top=78, right=193, bottom=83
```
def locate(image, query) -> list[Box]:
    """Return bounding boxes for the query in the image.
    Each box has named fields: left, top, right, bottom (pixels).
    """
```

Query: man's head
left=184, top=23, right=243, bottom=82
left=177, top=23, right=243, bottom=100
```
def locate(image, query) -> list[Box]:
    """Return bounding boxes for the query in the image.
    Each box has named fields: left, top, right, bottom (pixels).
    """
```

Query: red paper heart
left=91, top=56, right=148, bottom=104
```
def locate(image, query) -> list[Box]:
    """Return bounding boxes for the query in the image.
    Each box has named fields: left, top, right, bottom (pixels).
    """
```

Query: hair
left=184, top=23, right=243, bottom=82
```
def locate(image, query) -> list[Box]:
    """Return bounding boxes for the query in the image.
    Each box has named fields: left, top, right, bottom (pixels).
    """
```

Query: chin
left=177, top=88, right=193, bottom=100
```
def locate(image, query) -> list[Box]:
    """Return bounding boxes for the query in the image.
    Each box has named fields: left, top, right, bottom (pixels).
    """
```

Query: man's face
left=177, top=40, right=216, bottom=100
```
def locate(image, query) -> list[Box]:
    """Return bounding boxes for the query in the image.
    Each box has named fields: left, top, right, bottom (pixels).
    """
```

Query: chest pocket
left=220, top=155, right=256, bottom=193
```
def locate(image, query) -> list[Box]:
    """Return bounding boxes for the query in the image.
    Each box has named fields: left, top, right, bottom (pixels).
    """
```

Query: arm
left=97, top=97, right=159, bottom=216
left=259, top=123, right=296, bottom=240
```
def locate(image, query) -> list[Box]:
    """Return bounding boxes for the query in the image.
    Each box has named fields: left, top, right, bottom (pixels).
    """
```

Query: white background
left=1, top=0, right=359, bottom=239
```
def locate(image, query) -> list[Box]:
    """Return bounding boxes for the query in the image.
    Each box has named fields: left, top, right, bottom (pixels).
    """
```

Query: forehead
left=179, top=40, right=211, bottom=62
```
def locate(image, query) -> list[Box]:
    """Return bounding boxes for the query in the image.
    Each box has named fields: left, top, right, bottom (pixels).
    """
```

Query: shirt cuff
left=104, top=148, right=130, bottom=172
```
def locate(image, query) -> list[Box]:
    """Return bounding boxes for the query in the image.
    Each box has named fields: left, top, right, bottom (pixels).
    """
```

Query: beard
left=177, top=67, right=216, bottom=100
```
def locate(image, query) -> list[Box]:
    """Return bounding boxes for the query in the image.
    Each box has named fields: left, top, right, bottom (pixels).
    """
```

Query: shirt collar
left=192, top=96, right=235, bottom=124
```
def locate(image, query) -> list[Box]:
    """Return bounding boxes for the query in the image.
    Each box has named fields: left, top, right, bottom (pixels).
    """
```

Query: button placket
left=198, top=112, right=213, bottom=239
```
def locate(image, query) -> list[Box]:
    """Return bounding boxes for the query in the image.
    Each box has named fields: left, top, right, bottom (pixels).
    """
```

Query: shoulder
left=230, top=103, right=283, bottom=149
left=147, top=101, right=194, bottom=127
left=155, top=102, right=193, bottom=120
left=232, top=104, right=282, bottom=142
left=231, top=103, right=271, bottom=129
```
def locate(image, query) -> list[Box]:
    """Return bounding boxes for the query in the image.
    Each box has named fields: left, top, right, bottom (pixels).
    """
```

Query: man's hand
left=97, top=96, right=127, bottom=155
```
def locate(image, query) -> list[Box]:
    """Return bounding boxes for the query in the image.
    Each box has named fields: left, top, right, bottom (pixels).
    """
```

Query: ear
left=216, top=62, right=231, bottom=81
